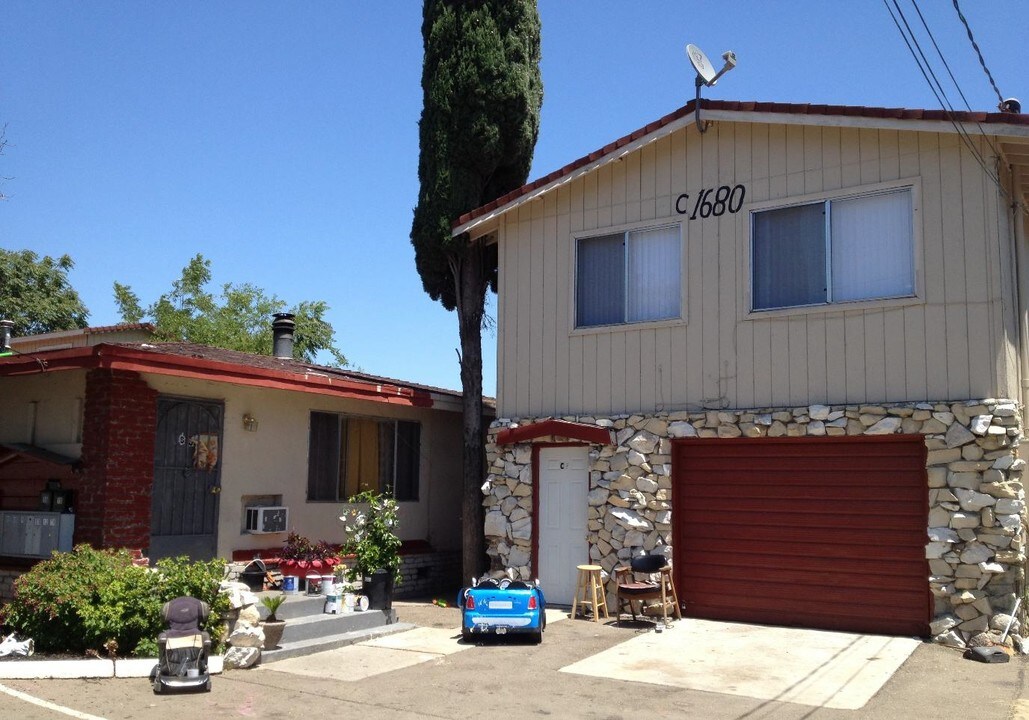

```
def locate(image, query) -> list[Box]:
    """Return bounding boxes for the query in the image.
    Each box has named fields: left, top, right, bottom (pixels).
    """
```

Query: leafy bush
left=0, top=545, right=228, bottom=657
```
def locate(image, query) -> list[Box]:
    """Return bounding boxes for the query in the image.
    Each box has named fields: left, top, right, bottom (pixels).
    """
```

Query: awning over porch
left=494, top=419, right=614, bottom=446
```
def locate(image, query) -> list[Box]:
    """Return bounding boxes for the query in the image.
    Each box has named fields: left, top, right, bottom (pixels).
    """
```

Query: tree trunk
left=456, top=244, right=488, bottom=584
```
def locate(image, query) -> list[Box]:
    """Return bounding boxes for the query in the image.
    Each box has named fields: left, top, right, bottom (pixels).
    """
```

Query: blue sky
left=1, top=1, right=1024, bottom=396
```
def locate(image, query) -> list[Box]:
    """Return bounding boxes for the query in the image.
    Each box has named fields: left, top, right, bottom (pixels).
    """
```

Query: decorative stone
left=959, top=543, right=993, bottom=564
left=808, top=404, right=830, bottom=420
left=223, top=646, right=261, bottom=670
left=928, top=527, right=959, bottom=543
left=954, top=488, right=995, bottom=511
left=864, top=417, right=902, bottom=435
left=929, top=614, right=960, bottom=635
left=628, top=431, right=660, bottom=455
left=995, top=498, right=1025, bottom=515
left=610, top=508, right=653, bottom=531
left=228, top=624, right=265, bottom=649
left=484, top=511, right=509, bottom=538
left=587, top=488, right=608, bottom=506
left=667, top=421, right=697, bottom=438
left=970, top=415, right=993, bottom=435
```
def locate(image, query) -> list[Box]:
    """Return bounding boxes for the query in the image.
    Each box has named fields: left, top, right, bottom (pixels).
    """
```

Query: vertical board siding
left=494, top=121, right=1016, bottom=418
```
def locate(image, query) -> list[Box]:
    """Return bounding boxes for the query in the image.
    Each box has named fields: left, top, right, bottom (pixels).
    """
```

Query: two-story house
left=457, top=99, right=1029, bottom=641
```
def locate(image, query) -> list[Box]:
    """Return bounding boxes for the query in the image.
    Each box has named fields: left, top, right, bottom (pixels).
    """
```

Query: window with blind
left=751, top=187, right=915, bottom=311
left=575, top=224, right=681, bottom=328
left=307, top=412, right=420, bottom=502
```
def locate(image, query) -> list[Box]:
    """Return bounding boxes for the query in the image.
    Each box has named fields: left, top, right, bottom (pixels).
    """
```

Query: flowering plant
left=339, top=490, right=401, bottom=584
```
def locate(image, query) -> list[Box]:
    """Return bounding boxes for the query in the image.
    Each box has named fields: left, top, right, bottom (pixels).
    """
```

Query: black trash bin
left=363, top=569, right=395, bottom=611
left=239, top=560, right=267, bottom=592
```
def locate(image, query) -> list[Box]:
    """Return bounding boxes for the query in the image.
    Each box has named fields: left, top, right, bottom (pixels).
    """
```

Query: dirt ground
left=0, top=600, right=1026, bottom=720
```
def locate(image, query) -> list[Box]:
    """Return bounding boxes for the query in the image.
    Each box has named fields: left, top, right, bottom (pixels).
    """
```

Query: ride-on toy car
left=459, top=576, right=546, bottom=643
left=460, top=576, right=547, bottom=645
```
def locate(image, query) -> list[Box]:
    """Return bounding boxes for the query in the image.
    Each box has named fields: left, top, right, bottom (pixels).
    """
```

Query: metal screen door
left=149, top=396, right=223, bottom=561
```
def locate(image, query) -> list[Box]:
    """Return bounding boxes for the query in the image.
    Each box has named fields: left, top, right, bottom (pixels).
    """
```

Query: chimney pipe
left=0, top=320, right=13, bottom=353
left=272, top=313, right=295, bottom=359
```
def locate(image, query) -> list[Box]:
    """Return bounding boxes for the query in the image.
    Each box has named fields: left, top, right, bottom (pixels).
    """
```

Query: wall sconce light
left=242, top=413, right=258, bottom=432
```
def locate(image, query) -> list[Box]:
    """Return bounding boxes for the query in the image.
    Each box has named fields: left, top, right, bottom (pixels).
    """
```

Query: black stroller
left=150, top=596, right=212, bottom=693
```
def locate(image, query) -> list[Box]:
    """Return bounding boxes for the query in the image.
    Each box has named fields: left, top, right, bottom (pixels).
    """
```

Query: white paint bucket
left=321, top=575, right=335, bottom=596
left=282, top=576, right=298, bottom=594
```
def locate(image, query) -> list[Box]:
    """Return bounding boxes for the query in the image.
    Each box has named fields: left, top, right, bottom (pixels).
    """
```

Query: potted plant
left=278, top=531, right=342, bottom=581
left=339, top=490, right=402, bottom=611
left=260, top=595, right=287, bottom=650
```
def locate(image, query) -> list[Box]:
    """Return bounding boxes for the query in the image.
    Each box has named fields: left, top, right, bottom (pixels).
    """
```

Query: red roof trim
left=495, top=419, right=613, bottom=446
left=0, top=345, right=434, bottom=408
left=454, top=98, right=1029, bottom=230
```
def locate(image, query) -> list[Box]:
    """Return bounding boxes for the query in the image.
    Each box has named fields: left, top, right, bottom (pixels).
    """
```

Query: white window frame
left=573, top=222, right=684, bottom=330
left=746, top=179, right=922, bottom=317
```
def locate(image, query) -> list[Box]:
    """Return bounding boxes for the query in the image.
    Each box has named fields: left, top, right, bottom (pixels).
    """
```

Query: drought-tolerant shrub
left=0, top=545, right=228, bottom=657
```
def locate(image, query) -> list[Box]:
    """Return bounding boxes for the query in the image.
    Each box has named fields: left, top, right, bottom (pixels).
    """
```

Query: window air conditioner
left=245, top=506, right=289, bottom=534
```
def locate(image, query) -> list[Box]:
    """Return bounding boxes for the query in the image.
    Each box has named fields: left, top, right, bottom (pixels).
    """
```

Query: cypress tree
left=411, top=0, right=542, bottom=580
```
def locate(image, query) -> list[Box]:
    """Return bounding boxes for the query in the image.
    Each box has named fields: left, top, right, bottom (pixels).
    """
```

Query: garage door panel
left=685, top=580, right=927, bottom=612
left=685, top=596, right=923, bottom=636
left=682, top=536, right=926, bottom=561
left=686, top=561, right=928, bottom=593
left=683, top=550, right=926, bottom=578
left=686, top=523, right=927, bottom=547
left=673, top=436, right=929, bottom=636
left=681, top=506, right=926, bottom=529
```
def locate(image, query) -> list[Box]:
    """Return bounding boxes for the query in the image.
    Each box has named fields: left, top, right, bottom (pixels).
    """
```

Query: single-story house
left=0, top=316, right=482, bottom=599
left=458, top=99, right=1029, bottom=641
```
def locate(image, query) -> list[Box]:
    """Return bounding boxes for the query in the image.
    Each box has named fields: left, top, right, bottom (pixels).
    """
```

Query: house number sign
left=675, top=183, right=746, bottom=220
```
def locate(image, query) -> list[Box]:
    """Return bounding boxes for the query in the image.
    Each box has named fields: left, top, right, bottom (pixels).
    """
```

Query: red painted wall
left=74, top=369, right=157, bottom=553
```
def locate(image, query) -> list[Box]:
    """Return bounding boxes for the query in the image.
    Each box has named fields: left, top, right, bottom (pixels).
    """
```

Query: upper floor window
left=750, top=187, right=915, bottom=311
left=576, top=224, right=681, bottom=328
left=308, top=413, right=420, bottom=502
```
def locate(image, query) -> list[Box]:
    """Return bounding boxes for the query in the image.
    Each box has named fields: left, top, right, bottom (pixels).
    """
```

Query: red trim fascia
left=0, top=345, right=434, bottom=408
left=496, top=419, right=613, bottom=446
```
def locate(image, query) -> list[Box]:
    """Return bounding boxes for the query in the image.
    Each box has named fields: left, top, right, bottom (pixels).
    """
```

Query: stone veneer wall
left=483, top=399, right=1025, bottom=644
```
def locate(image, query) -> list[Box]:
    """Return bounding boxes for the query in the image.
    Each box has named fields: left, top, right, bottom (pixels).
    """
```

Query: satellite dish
left=685, top=42, right=739, bottom=133
left=686, top=44, right=718, bottom=86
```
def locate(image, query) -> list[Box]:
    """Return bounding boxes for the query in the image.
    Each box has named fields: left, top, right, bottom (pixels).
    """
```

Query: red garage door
left=672, top=436, right=930, bottom=636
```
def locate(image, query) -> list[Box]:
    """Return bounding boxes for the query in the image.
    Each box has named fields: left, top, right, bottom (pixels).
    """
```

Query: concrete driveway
left=0, top=600, right=1026, bottom=719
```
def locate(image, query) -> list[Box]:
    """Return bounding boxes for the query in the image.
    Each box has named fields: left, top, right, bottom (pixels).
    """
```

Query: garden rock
left=224, top=646, right=261, bottom=669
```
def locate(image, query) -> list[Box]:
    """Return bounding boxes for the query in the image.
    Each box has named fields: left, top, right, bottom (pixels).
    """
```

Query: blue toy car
left=459, top=577, right=546, bottom=643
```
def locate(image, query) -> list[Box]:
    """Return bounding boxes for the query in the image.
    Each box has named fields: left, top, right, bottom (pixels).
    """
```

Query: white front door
left=537, top=446, right=589, bottom=605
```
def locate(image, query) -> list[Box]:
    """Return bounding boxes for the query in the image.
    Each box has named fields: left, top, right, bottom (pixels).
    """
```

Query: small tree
left=0, top=249, right=89, bottom=336
left=114, top=253, right=346, bottom=364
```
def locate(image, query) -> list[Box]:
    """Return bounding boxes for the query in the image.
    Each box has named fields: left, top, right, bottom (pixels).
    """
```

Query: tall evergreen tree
left=412, top=1, right=542, bottom=580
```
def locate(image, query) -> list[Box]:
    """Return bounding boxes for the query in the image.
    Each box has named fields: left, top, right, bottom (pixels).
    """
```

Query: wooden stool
left=571, top=564, right=610, bottom=622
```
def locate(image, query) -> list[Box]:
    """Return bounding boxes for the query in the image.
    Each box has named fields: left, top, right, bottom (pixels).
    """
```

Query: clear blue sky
left=2, top=1, right=1024, bottom=396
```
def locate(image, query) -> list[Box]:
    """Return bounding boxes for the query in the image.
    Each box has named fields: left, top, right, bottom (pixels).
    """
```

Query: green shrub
left=0, top=545, right=228, bottom=657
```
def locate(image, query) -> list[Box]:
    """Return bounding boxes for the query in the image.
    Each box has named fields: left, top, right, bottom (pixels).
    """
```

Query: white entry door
left=537, top=446, right=588, bottom=605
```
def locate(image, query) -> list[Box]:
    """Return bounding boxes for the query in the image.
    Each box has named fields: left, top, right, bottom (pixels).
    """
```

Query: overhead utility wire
left=907, top=0, right=1003, bottom=159
left=951, top=0, right=1005, bottom=107
left=883, top=1, right=1003, bottom=192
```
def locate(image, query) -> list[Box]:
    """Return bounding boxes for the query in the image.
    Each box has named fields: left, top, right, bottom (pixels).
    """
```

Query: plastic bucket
left=321, top=575, right=335, bottom=596
left=305, top=574, right=322, bottom=595
left=282, top=575, right=298, bottom=594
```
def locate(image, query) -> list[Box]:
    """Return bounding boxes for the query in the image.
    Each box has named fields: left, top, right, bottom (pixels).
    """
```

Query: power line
left=883, top=1, right=1002, bottom=190
left=951, top=0, right=1006, bottom=107
left=907, top=0, right=1003, bottom=158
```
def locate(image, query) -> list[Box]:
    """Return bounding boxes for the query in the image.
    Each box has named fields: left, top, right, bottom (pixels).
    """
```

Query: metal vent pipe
left=271, top=313, right=295, bottom=359
left=0, top=320, right=13, bottom=353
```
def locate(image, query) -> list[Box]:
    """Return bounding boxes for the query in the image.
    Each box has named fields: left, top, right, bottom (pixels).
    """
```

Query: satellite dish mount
left=686, top=43, right=737, bottom=133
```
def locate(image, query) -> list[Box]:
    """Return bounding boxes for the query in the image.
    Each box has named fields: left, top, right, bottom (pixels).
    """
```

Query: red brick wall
left=74, top=369, right=157, bottom=552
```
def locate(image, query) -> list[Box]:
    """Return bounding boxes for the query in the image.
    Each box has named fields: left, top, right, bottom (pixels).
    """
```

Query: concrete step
left=279, top=608, right=393, bottom=643
left=257, top=592, right=344, bottom=621
left=261, top=620, right=414, bottom=664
